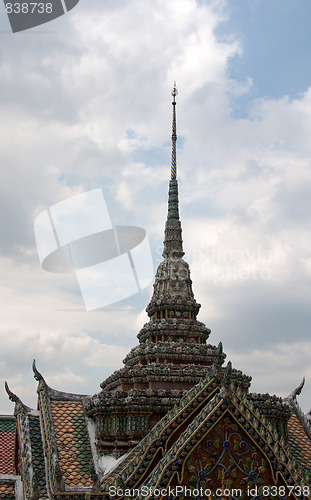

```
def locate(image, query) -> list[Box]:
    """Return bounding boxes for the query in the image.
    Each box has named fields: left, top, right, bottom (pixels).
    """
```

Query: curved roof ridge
left=4, top=381, right=32, bottom=414
left=32, top=360, right=89, bottom=401
left=284, top=377, right=311, bottom=440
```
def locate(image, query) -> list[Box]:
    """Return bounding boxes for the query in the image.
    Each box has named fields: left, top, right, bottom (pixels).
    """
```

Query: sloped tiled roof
left=283, top=381, right=311, bottom=475
left=50, top=400, right=93, bottom=488
left=3, top=382, right=49, bottom=499
left=28, top=414, right=48, bottom=498
left=33, top=359, right=95, bottom=494
left=288, top=408, right=311, bottom=472
left=0, top=417, right=15, bottom=475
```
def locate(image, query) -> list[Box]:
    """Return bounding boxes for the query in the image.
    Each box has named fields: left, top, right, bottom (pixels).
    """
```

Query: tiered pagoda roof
left=84, top=85, right=239, bottom=456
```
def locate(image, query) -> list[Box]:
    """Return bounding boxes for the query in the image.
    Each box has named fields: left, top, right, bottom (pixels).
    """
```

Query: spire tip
left=171, top=82, right=178, bottom=99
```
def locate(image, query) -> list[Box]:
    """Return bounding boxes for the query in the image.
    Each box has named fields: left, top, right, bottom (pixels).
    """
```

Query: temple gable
left=103, top=367, right=309, bottom=500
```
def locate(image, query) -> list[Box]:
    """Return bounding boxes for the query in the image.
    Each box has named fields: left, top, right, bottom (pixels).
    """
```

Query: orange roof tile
left=0, top=481, right=15, bottom=495
left=50, top=400, right=93, bottom=488
left=288, top=411, right=311, bottom=470
left=0, top=417, right=16, bottom=475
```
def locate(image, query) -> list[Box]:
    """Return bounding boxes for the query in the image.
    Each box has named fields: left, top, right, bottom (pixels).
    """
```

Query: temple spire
left=146, top=84, right=202, bottom=320
left=163, top=83, right=184, bottom=258
left=171, top=82, right=178, bottom=180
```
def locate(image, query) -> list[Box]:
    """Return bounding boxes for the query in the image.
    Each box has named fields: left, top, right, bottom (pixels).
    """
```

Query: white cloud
left=229, top=342, right=311, bottom=412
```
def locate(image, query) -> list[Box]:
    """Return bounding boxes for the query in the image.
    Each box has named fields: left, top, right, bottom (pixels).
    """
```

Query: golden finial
left=171, top=81, right=178, bottom=100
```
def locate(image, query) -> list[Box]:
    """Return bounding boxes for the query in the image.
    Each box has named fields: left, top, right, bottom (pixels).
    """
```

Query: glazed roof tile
left=50, top=400, right=93, bottom=488
left=0, top=481, right=15, bottom=499
left=288, top=410, right=311, bottom=471
left=0, top=418, right=15, bottom=475
left=28, top=414, right=48, bottom=497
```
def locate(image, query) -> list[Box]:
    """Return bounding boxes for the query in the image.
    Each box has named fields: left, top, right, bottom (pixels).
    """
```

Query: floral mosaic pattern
left=185, top=417, right=267, bottom=493
left=180, top=414, right=290, bottom=500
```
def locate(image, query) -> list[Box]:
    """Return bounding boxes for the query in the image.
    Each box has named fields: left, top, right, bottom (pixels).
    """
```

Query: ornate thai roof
left=100, top=364, right=310, bottom=499
left=32, top=361, right=100, bottom=497
left=3, top=361, right=310, bottom=499
left=4, top=380, right=48, bottom=500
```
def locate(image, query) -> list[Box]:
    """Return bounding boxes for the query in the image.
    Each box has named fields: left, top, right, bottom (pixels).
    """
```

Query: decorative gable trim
left=139, top=390, right=310, bottom=499
left=5, top=382, right=36, bottom=500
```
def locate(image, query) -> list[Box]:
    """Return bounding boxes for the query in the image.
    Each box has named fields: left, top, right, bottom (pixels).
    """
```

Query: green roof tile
left=28, top=415, right=48, bottom=497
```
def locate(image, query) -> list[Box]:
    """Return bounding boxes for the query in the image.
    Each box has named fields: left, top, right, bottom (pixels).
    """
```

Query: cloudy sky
left=1, top=0, right=311, bottom=413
